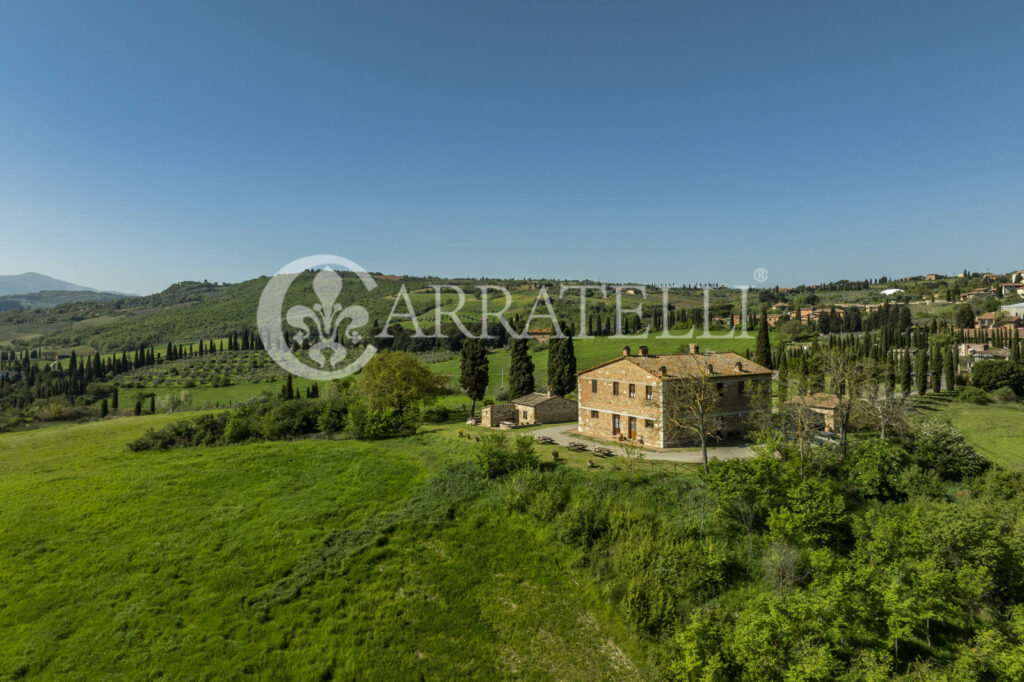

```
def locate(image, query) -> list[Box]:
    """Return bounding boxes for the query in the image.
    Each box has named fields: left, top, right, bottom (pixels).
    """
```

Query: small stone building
left=786, top=393, right=840, bottom=432
left=480, top=390, right=578, bottom=428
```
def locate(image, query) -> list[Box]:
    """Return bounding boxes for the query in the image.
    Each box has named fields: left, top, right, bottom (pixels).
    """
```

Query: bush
left=316, top=397, right=348, bottom=434
left=971, top=360, right=1024, bottom=395
left=847, top=438, right=907, bottom=500
left=128, top=413, right=228, bottom=451
left=423, top=405, right=450, bottom=423
left=993, top=386, right=1018, bottom=403
left=347, top=401, right=420, bottom=440
left=912, top=419, right=989, bottom=481
left=958, top=386, right=991, bottom=405
left=475, top=433, right=538, bottom=478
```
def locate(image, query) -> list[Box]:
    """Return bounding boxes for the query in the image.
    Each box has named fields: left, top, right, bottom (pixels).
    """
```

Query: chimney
left=707, top=363, right=715, bottom=374
left=638, top=345, right=649, bottom=356
left=622, top=345, right=631, bottom=357
left=547, top=387, right=554, bottom=397
left=735, top=362, right=744, bottom=372
left=660, top=365, right=668, bottom=376
left=688, top=344, right=699, bottom=354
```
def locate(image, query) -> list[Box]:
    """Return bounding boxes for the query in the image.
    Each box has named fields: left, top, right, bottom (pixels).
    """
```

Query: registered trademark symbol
left=753, top=267, right=768, bottom=283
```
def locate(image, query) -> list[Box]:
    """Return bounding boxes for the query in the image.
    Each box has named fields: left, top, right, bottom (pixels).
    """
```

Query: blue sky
left=1, top=1, right=1022, bottom=294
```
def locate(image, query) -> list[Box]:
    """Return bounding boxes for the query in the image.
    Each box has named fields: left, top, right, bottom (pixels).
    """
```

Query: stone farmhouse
left=576, top=345, right=772, bottom=448
left=480, top=390, right=577, bottom=428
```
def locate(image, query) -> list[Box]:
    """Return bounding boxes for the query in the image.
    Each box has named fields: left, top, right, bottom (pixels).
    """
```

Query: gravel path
left=529, top=424, right=754, bottom=464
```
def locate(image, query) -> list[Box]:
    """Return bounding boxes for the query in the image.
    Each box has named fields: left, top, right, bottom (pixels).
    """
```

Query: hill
left=0, top=272, right=99, bottom=296
left=0, top=289, right=128, bottom=311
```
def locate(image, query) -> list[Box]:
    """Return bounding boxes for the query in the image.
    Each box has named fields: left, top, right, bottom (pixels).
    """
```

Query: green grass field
left=927, top=399, right=1024, bottom=471
left=0, top=417, right=649, bottom=679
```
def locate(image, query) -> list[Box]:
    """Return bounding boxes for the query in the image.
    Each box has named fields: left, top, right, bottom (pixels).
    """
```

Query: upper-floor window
left=591, top=410, right=598, bottom=418
left=591, top=379, right=598, bottom=393
left=645, top=386, right=653, bottom=400
left=628, top=383, right=636, bottom=398
left=612, top=382, right=619, bottom=396
left=716, top=382, right=725, bottom=395
left=738, top=381, right=746, bottom=395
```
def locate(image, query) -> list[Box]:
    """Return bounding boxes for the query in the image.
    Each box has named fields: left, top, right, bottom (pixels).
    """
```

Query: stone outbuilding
left=786, top=392, right=840, bottom=432
left=480, top=390, right=578, bottom=428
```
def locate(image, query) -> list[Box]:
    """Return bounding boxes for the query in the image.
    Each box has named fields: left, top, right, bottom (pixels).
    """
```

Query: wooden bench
left=593, top=446, right=614, bottom=457
left=534, top=435, right=555, bottom=445
left=567, top=441, right=588, bottom=452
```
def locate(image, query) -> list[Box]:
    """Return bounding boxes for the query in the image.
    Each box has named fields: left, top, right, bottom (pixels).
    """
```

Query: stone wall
left=480, top=403, right=516, bottom=428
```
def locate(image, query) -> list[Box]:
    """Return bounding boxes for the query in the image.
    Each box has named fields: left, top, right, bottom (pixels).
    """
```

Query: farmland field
left=0, top=417, right=649, bottom=680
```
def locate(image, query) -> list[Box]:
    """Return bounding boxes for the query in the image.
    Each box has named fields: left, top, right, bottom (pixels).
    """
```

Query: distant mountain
left=0, top=272, right=98, bottom=297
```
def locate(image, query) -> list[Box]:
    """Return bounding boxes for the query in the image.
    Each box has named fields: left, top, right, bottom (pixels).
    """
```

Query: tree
left=943, top=348, right=955, bottom=392
left=355, top=350, right=442, bottom=415
left=664, top=365, right=721, bottom=472
left=100, top=398, right=108, bottom=418
left=971, top=361, right=1024, bottom=394
left=149, top=395, right=155, bottom=414
left=281, top=374, right=294, bottom=401
left=508, top=337, right=535, bottom=398
left=459, top=339, right=489, bottom=416
left=134, top=400, right=142, bottom=416
left=754, top=315, right=773, bottom=369
left=915, top=348, right=928, bottom=395
left=111, top=387, right=119, bottom=410
left=956, top=304, right=975, bottom=329
left=547, top=334, right=577, bottom=396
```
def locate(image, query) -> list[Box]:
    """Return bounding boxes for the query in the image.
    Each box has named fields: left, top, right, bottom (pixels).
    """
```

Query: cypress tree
left=134, top=400, right=142, bottom=416
left=915, top=348, right=928, bottom=395
left=508, top=338, right=535, bottom=398
left=459, top=338, right=489, bottom=416
left=547, top=334, right=577, bottom=396
left=899, top=351, right=912, bottom=396
left=754, top=315, right=772, bottom=369
left=112, top=387, right=119, bottom=410
left=943, top=348, right=955, bottom=392
left=100, top=399, right=108, bottom=418
left=149, top=395, right=156, bottom=414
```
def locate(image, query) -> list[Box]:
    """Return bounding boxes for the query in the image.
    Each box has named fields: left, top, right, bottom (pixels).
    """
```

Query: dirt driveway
left=528, top=424, right=754, bottom=464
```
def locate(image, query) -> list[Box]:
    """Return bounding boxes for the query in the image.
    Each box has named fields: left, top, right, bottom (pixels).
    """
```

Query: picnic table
left=534, top=435, right=555, bottom=445
left=593, top=446, right=614, bottom=457
left=567, top=441, right=588, bottom=452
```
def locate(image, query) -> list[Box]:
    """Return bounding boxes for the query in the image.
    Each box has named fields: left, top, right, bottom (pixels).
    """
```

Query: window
left=612, top=382, right=619, bottom=396
left=591, top=410, right=598, bottom=418
left=738, top=381, right=746, bottom=395
left=628, top=383, right=636, bottom=398
left=591, top=379, right=598, bottom=393
left=645, top=419, right=654, bottom=428
left=645, top=386, right=653, bottom=400
left=716, top=382, right=724, bottom=395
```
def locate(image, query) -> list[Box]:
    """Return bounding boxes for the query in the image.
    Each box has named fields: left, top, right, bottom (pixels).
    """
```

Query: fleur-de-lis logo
left=286, top=269, right=369, bottom=368
left=257, top=254, right=378, bottom=380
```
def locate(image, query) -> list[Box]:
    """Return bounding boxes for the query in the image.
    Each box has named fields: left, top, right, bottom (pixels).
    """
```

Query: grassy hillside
left=0, top=417, right=649, bottom=679
left=0, top=271, right=750, bottom=355
left=927, top=399, right=1024, bottom=471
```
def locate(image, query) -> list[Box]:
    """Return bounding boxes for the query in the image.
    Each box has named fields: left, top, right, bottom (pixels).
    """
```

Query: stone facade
left=577, top=345, right=771, bottom=448
left=480, top=403, right=517, bottom=428
left=481, top=391, right=578, bottom=428
left=513, top=392, right=578, bottom=425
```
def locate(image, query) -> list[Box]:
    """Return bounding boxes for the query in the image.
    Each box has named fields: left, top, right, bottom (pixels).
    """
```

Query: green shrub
left=347, top=401, right=419, bottom=440
left=958, top=386, right=991, bottom=405
left=475, top=433, right=538, bottom=478
left=316, top=396, right=348, bottom=434
left=972, top=360, right=1024, bottom=394
left=847, top=438, right=907, bottom=500
left=912, top=419, right=989, bottom=481
left=993, top=386, right=1018, bottom=403
left=504, top=468, right=546, bottom=513
left=423, top=405, right=450, bottom=423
